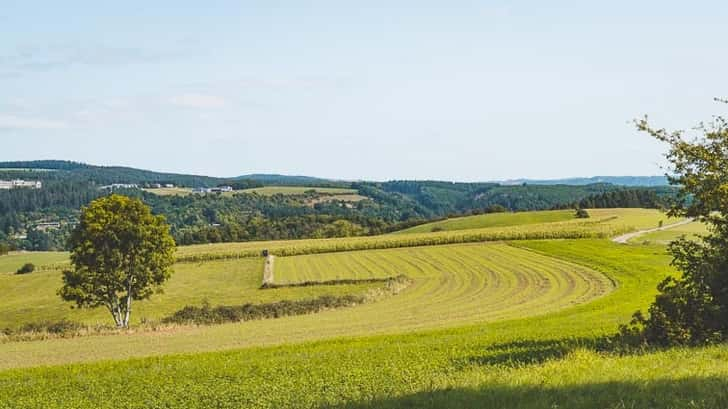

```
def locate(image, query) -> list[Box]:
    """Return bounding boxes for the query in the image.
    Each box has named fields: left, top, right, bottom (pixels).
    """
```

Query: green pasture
left=241, top=186, right=358, bottom=196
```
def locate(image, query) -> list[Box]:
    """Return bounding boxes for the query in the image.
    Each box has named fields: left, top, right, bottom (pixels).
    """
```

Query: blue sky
left=1, top=1, right=726, bottom=181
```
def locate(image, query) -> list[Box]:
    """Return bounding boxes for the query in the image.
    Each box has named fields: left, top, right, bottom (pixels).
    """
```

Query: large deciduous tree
left=621, top=99, right=728, bottom=346
left=59, top=194, right=175, bottom=328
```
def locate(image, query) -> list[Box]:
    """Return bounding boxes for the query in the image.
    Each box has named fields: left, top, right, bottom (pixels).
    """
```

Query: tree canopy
left=59, top=195, right=176, bottom=328
left=621, top=99, right=728, bottom=346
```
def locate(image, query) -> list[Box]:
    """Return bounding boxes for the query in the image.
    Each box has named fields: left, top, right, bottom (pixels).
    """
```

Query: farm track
left=612, top=218, right=695, bottom=244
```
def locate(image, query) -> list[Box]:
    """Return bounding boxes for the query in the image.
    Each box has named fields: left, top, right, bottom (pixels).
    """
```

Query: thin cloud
left=0, top=44, right=172, bottom=78
left=169, top=93, right=227, bottom=109
left=0, top=114, right=68, bottom=130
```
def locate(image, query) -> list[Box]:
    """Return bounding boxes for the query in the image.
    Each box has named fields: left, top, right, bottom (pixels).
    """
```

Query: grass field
left=1, top=208, right=724, bottom=408
left=241, top=186, right=358, bottom=196
left=0, top=257, right=383, bottom=328
left=0, top=252, right=68, bottom=275
left=629, top=220, right=709, bottom=244
left=3, top=239, right=718, bottom=408
left=176, top=208, right=677, bottom=261
left=396, top=209, right=577, bottom=233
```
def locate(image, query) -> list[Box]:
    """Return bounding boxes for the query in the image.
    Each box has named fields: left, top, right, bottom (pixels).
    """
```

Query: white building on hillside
left=0, top=180, right=42, bottom=189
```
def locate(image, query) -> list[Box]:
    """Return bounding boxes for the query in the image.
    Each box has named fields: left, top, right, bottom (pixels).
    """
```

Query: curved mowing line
left=274, top=242, right=615, bottom=327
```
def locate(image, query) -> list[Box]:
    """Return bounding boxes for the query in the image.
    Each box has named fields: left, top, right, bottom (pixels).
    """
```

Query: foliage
left=162, top=295, right=367, bottom=325
left=575, top=188, right=672, bottom=209
left=620, top=99, right=728, bottom=346
left=59, top=195, right=176, bottom=328
left=575, top=208, right=590, bottom=219
left=15, top=263, right=34, bottom=275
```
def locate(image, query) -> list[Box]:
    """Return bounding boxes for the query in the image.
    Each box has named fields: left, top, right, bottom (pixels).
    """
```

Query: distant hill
left=236, top=174, right=349, bottom=188
left=498, top=176, right=670, bottom=187
left=0, top=160, right=222, bottom=187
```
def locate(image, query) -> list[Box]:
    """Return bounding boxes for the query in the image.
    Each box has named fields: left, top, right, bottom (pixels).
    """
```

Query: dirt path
left=612, top=218, right=694, bottom=244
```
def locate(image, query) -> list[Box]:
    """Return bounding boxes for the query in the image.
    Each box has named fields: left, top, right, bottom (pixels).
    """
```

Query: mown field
left=396, top=209, right=578, bottom=234
left=1, top=208, right=724, bottom=408
left=0, top=256, right=383, bottom=328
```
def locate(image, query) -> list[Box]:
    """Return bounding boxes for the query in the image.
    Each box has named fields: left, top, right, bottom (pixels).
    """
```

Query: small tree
left=620, top=98, right=728, bottom=346
left=59, top=195, right=175, bottom=328
left=575, top=208, right=590, bottom=219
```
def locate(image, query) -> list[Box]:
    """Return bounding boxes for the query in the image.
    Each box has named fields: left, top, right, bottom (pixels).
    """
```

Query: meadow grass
left=2, top=239, right=716, bottom=409
left=629, top=220, right=709, bottom=245
left=395, top=209, right=577, bottom=234
left=0, top=252, right=68, bottom=274
left=175, top=208, right=677, bottom=261
left=0, top=239, right=669, bottom=369
left=240, top=186, right=358, bottom=196
left=0, top=257, right=379, bottom=328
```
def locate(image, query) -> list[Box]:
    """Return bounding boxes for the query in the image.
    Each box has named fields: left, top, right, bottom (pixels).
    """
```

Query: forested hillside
left=0, top=161, right=678, bottom=252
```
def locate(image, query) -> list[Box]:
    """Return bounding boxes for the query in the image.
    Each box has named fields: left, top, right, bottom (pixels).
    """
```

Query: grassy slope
left=0, top=252, right=68, bottom=274
left=629, top=220, right=709, bottom=244
left=4, top=240, right=726, bottom=408
left=396, top=209, right=577, bottom=234
left=0, top=258, right=377, bottom=328
left=241, top=186, right=357, bottom=196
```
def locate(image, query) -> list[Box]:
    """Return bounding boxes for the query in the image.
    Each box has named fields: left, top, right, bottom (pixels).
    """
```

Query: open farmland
left=0, top=252, right=68, bottom=275
left=175, top=208, right=678, bottom=261
left=0, top=208, right=724, bottom=408
left=240, top=186, right=358, bottom=196
left=396, top=209, right=578, bottom=234
left=629, top=220, right=709, bottom=244
left=4, top=239, right=726, bottom=409
left=0, top=257, right=384, bottom=329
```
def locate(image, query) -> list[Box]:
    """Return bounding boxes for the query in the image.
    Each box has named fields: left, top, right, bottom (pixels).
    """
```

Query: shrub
left=162, top=295, right=366, bottom=325
left=575, top=209, right=590, bottom=219
left=16, top=263, right=35, bottom=274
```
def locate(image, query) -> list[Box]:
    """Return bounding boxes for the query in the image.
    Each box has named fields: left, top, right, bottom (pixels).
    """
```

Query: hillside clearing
left=240, top=186, right=358, bottom=196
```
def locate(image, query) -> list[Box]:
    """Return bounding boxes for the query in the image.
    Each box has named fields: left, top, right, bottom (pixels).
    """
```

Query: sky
left=1, top=1, right=727, bottom=181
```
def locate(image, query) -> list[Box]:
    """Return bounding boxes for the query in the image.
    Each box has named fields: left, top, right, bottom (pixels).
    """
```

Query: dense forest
left=0, top=161, right=677, bottom=251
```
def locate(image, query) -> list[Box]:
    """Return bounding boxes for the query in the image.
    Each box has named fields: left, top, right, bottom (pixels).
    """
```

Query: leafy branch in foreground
left=620, top=98, right=728, bottom=346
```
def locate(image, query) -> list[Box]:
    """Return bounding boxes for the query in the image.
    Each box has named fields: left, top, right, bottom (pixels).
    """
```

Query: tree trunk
left=122, top=278, right=133, bottom=328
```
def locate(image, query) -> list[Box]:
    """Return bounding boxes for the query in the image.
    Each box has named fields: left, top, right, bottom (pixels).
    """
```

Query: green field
left=0, top=252, right=68, bottom=275
left=396, top=209, right=578, bottom=233
left=0, top=257, right=382, bottom=329
left=1, top=208, right=725, bottom=408
left=241, top=186, right=358, bottom=196
left=629, top=220, right=709, bottom=244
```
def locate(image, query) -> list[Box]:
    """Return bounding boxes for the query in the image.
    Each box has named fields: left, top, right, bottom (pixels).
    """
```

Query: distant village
left=0, top=179, right=42, bottom=190
left=99, top=183, right=234, bottom=195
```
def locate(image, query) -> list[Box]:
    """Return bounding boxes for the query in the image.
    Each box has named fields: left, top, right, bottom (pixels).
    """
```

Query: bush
left=16, top=263, right=35, bottom=274
left=575, top=209, right=590, bottom=219
left=2, top=319, right=84, bottom=337
left=163, top=295, right=366, bottom=325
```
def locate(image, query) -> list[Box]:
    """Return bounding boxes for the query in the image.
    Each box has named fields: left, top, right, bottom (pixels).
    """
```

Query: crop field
left=240, top=186, right=358, bottom=196
left=5, top=239, right=726, bottom=408
left=1, top=208, right=725, bottom=408
left=176, top=208, right=676, bottom=261
left=396, top=209, right=577, bottom=233
left=0, top=257, right=379, bottom=328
